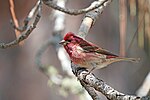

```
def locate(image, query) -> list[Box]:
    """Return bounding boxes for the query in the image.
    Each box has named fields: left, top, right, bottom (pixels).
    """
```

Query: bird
left=59, top=32, right=139, bottom=72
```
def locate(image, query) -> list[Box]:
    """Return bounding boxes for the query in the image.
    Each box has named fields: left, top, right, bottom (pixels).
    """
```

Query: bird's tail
left=95, top=57, right=140, bottom=70
left=113, top=57, right=140, bottom=63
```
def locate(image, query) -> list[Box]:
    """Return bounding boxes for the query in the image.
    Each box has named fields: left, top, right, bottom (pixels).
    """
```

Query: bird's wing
left=79, top=38, right=118, bottom=58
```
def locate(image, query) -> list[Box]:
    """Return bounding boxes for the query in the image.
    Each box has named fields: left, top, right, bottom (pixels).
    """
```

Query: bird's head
left=59, top=32, right=80, bottom=46
left=59, top=32, right=83, bottom=56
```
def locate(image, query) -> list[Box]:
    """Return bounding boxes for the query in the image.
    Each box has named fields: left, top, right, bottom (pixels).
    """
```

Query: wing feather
left=78, top=38, right=118, bottom=57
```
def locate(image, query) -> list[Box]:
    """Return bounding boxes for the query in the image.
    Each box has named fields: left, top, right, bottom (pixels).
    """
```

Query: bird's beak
left=59, top=40, right=68, bottom=45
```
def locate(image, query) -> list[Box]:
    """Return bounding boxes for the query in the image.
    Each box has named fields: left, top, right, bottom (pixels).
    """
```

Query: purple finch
left=59, top=32, right=139, bottom=72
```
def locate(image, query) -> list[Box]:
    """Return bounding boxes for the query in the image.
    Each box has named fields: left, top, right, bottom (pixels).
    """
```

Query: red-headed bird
left=59, top=32, right=139, bottom=72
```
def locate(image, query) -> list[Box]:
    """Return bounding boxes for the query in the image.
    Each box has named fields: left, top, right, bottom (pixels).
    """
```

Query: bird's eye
left=67, top=40, right=71, bottom=42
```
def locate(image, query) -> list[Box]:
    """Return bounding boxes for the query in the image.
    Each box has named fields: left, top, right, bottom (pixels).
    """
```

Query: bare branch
left=43, top=0, right=111, bottom=15
left=9, top=0, right=21, bottom=38
left=71, top=63, right=150, bottom=100
left=35, top=0, right=69, bottom=84
left=80, top=80, right=101, bottom=100
left=35, top=38, right=54, bottom=76
left=0, top=0, right=42, bottom=49
left=10, top=0, right=42, bottom=32
left=77, top=0, right=112, bottom=38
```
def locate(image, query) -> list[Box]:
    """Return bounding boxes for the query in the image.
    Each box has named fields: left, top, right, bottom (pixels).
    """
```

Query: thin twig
left=9, top=0, right=21, bottom=38
left=43, top=0, right=111, bottom=15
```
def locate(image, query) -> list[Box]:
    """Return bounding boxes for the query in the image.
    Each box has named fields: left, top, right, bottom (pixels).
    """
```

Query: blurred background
left=0, top=0, right=149, bottom=100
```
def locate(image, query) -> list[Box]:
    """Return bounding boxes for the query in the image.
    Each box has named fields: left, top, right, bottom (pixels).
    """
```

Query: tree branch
left=42, top=0, right=111, bottom=15
left=77, top=0, right=112, bottom=38
left=0, top=0, right=42, bottom=49
left=10, top=0, right=42, bottom=32
left=71, top=63, right=150, bottom=100
left=80, top=80, right=101, bottom=100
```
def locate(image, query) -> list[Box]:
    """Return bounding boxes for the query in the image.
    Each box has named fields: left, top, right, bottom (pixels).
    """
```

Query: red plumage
left=60, top=32, right=139, bottom=72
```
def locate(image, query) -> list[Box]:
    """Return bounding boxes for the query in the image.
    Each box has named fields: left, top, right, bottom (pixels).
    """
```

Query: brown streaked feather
left=77, top=37, right=118, bottom=57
